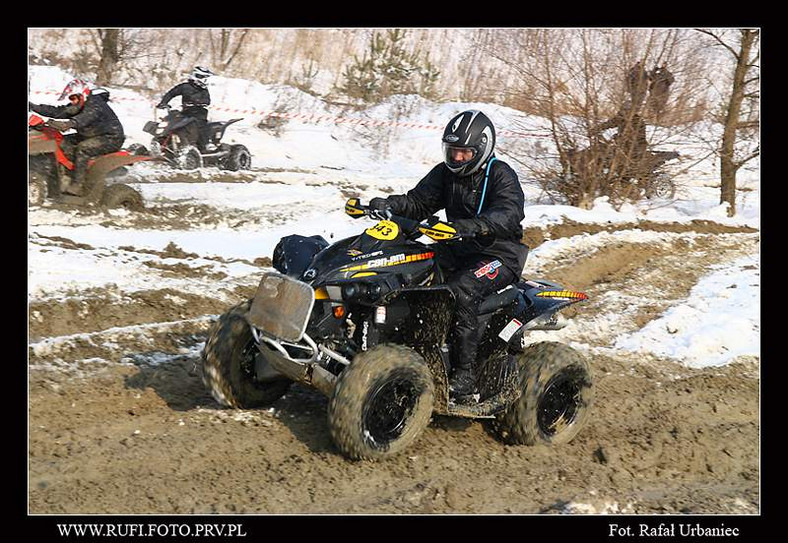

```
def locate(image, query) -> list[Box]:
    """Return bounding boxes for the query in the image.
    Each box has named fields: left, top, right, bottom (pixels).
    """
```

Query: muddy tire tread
left=497, top=341, right=593, bottom=446
left=201, top=300, right=290, bottom=408
left=101, top=184, right=144, bottom=211
left=328, top=344, right=434, bottom=460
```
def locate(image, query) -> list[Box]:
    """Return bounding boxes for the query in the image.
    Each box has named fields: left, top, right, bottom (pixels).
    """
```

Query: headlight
left=341, top=282, right=364, bottom=300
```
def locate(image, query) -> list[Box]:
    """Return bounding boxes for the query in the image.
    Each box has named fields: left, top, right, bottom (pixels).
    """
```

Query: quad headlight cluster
left=341, top=281, right=383, bottom=301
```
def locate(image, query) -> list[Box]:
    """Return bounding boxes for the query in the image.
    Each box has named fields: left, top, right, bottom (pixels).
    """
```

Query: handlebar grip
left=418, top=221, right=459, bottom=241
left=345, top=198, right=367, bottom=218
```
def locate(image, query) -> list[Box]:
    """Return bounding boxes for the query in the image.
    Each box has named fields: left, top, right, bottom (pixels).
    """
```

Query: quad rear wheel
left=496, top=341, right=593, bottom=446
left=101, top=184, right=144, bottom=211
left=328, top=344, right=434, bottom=460
left=222, top=144, right=252, bottom=171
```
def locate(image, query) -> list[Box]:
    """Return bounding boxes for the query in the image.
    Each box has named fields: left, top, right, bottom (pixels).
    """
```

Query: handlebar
left=345, top=198, right=461, bottom=242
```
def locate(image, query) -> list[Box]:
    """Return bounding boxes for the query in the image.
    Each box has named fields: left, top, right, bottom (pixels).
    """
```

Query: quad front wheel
left=496, top=341, right=593, bottom=446
left=201, top=300, right=291, bottom=408
left=328, top=344, right=434, bottom=460
left=646, top=173, right=676, bottom=199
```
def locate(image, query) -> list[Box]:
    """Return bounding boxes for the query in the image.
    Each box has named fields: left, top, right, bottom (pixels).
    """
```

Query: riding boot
left=449, top=364, right=475, bottom=396
left=58, top=171, right=73, bottom=193
left=449, top=326, right=479, bottom=397
left=63, top=171, right=86, bottom=196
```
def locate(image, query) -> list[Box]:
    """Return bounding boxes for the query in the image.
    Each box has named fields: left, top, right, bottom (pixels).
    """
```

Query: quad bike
left=201, top=198, right=594, bottom=461
left=565, top=135, right=680, bottom=200
left=135, top=105, right=252, bottom=171
left=28, top=114, right=149, bottom=210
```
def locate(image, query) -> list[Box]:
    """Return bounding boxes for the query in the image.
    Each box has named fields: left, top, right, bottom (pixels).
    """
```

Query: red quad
left=28, top=114, right=152, bottom=209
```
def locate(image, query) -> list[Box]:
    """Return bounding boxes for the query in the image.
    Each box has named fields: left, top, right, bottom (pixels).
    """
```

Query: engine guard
left=252, top=331, right=337, bottom=397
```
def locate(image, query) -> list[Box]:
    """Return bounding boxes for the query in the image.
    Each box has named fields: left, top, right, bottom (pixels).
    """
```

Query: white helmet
left=58, top=78, right=91, bottom=104
left=188, top=66, right=215, bottom=88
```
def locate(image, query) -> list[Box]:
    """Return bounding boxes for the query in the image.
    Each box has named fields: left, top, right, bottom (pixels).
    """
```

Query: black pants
left=175, top=119, right=205, bottom=149
left=61, top=134, right=125, bottom=185
left=179, top=107, right=208, bottom=149
left=443, top=256, right=517, bottom=372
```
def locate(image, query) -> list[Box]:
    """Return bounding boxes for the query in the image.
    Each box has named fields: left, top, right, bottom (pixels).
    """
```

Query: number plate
left=248, top=272, right=315, bottom=342
left=365, top=220, right=399, bottom=240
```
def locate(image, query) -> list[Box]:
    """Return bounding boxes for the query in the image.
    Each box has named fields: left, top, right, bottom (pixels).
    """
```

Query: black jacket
left=158, top=82, right=210, bottom=120
left=30, top=93, right=124, bottom=139
left=383, top=157, right=529, bottom=276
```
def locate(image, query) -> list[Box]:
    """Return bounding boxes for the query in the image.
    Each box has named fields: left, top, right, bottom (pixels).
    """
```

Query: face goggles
left=190, top=74, right=209, bottom=87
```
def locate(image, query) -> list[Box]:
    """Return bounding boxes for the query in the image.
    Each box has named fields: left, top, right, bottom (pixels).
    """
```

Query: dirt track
left=28, top=208, right=760, bottom=515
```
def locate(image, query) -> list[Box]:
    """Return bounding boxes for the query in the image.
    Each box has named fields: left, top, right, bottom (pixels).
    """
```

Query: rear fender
left=492, top=280, right=590, bottom=354
left=205, top=118, right=242, bottom=144
left=87, top=152, right=152, bottom=174
left=519, top=279, right=589, bottom=322
left=83, top=153, right=152, bottom=200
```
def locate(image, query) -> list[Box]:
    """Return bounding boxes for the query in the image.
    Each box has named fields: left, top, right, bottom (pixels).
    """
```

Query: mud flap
left=388, top=287, right=455, bottom=414
left=447, top=353, right=520, bottom=418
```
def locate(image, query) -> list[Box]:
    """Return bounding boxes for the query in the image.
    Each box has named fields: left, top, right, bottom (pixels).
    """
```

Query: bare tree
left=93, top=29, right=120, bottom=86
left=696, top=28, right=760, bottom=217
left=208, top=29, right=250, bottom=72
left=481, top=29, right=715, bottom=209
left=88, top=29, right=163, bottom=87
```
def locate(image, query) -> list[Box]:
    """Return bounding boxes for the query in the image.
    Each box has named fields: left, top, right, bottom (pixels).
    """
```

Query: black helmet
left=441, top=110, right=496, bottom=177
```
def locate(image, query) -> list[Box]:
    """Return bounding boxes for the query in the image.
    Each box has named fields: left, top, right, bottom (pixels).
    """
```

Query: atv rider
left=368, top=110, right=529, bottom=398
left=594, top=102, right=649, bottom=178
left=28, top=79, right=125, bottom=196
left=156, top=66, right=215, bottom=150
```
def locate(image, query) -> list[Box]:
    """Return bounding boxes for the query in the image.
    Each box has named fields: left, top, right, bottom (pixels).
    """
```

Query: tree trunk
left=95, top=29, right=120, bottom=86
left=720, top=30, right=756, bottom=217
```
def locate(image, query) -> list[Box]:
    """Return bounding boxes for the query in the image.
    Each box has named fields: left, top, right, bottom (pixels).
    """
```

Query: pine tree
left=336, top=29, right=441, bottom=103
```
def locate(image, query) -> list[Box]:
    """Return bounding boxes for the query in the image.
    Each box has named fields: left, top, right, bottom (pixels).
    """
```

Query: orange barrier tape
left=29, top=90, right=547, bottom=138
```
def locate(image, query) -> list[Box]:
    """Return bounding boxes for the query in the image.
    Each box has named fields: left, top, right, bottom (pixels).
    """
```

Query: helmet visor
left=190, top=73, right=209, bottom=87
left=443, top=143, right=477, bottom=168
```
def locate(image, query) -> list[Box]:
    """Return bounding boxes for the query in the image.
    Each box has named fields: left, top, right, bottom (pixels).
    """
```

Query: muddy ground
left=27, top=205, right=760, bottom=517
